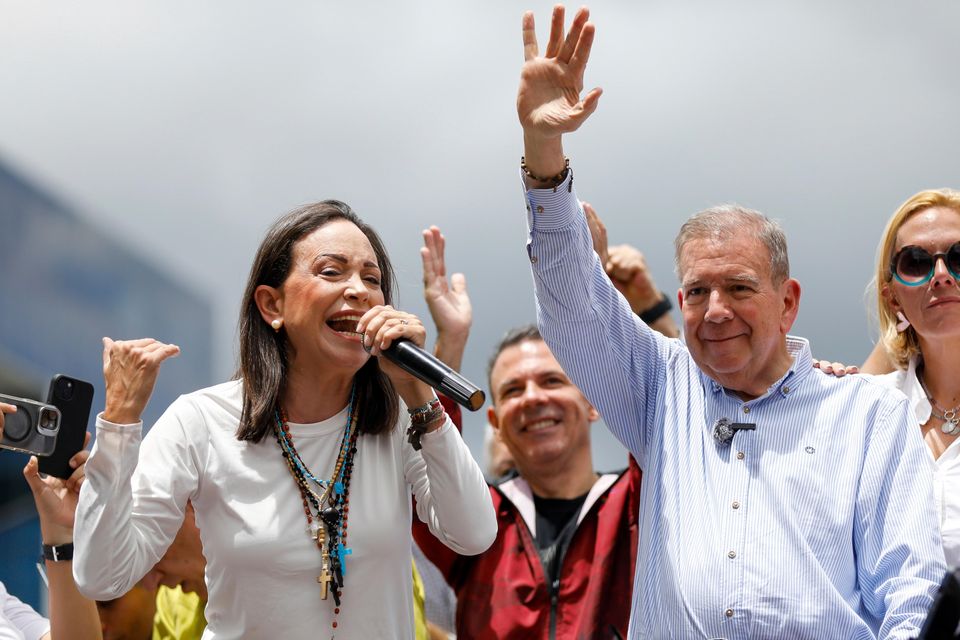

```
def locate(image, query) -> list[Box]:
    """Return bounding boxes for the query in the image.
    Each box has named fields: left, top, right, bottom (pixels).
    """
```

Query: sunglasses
left=890, top=242, right=960, bottom=286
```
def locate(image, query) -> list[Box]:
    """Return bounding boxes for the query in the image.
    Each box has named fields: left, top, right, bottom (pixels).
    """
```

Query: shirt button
left=742, top=406, right=750, bottom=414
left=736, top=451, right=745, bottom=460
left=727, top=550, right=737, bottom=559
left=536, top=205, right=544, bottom=214
left=782, top=385, right=790, bottom=394
left=732, top=501, right=740, bottom=509
left=530, top=256, right=538, bottom=264
left=725, top=609, right=734, bottom=618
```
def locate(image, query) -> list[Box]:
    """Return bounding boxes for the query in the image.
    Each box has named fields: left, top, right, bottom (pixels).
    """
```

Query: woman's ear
left=254, top=285, right=283, bottom=326
left=881, top=284, right=901, bottom=313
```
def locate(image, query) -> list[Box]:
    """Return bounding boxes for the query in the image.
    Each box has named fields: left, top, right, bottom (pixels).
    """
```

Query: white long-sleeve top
left=73, top=380, right=495, bottom=640
left=0, top=582, right=49, bottom=640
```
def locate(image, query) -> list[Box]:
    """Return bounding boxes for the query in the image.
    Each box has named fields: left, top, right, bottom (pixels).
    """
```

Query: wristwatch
left=41, top=542, right=74, bottom=562
left=639, top=292, right=673, bottom=324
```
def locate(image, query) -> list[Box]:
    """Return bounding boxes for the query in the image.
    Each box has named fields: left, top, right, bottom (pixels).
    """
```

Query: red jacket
left=414, top=418, right=640, bottom=639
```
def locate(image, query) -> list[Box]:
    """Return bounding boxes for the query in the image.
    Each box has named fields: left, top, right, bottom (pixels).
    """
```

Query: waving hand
left=518, top=6, right=602, bottom=178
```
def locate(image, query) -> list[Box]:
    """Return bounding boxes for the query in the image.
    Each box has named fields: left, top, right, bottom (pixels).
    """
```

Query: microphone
left=370, top=339, right=486, bottom=411
left=712, top=417, right=756, bottom=445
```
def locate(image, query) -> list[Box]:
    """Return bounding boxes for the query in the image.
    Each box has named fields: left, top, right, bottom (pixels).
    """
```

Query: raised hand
left=583, top=202, right=609, bottom=267
left=421, top=226, right=471, bottom=371
left=606, top=244, right=661, bottom=314
left=518, top=5, right=602, bottom=177
left=102, top=337, right=181, bottom=424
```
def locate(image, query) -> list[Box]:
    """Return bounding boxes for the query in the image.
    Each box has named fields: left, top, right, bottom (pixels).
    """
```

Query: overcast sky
left=2, top=0, right=958, bottom=468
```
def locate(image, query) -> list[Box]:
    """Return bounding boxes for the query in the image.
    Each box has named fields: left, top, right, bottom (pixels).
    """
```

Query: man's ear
left=779, top=278, right=801, bottom=335
left=487, top=405, right=500, bottom=431
left=254, top=284, right=283, bottom=326
left=676, top=287, right=684, bottom=310
left=587, top=403, right=600, bottom=423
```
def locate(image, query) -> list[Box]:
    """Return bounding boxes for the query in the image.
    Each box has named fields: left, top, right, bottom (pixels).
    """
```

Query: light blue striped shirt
left=523, top=176, right=946, bottom=639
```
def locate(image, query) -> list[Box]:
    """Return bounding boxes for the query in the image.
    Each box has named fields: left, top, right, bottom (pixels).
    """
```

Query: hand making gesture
left=421, top=226, right=471, bottom=371
left=102, top=337, right=181, bottom=424
left=518, top=5, right=602, bottom=179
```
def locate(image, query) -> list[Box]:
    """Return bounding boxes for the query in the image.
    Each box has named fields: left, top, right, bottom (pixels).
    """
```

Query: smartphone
left=0, top=393, right=61, bottom=457
left=38, top=375, right=94, bottom=479
left=917, top=567, right=960, bottom=639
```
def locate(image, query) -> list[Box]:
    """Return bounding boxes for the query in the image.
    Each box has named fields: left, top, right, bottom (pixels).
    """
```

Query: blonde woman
left=867, top=188, right=960, bottom=568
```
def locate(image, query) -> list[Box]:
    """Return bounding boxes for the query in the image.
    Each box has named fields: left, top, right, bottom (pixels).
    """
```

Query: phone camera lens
left=56, top=377, right=75, bottom=400
left=40, top=410, right=57, bottom=430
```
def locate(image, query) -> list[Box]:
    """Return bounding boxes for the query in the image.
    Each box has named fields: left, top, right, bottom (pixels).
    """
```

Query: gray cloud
left=2, top=0, right=958, bottom=467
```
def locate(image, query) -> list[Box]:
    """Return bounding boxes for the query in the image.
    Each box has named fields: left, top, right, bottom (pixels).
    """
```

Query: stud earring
left=271, top=318, right=283, bottom=332
left=895, top=311, right=910, bottom=333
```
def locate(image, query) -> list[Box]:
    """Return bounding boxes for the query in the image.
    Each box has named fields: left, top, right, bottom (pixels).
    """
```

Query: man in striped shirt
left=514, top=6, right=947, bottom=639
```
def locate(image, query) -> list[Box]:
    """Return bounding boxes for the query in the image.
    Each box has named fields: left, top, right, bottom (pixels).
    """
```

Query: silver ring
left=400, top=319, right=409, bottom=325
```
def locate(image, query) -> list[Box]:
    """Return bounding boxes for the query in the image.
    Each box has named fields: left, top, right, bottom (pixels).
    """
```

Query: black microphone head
left=713, top=417, right=735, bottom=445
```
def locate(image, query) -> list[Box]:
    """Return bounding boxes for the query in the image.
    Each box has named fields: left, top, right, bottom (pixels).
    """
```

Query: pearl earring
left=271, top=319, right=283, bottom=332
left=895, top=311, right=910, bottom=333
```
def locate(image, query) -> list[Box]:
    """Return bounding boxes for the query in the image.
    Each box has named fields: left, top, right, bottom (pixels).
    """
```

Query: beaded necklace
left=273, top=385, right=360, bottom=634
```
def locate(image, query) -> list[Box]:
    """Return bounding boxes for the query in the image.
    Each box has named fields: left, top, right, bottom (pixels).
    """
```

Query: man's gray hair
left=673, top=204, right=790, bottom=284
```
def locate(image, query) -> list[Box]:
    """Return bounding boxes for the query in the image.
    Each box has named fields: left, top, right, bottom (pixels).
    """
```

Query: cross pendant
left=317, top=567, right=332, bottom=600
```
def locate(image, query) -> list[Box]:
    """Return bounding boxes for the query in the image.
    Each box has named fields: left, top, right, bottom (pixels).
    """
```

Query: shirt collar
left=707, top=335, right=811, bottom=401
left=900, top=356, right=933, bottom=425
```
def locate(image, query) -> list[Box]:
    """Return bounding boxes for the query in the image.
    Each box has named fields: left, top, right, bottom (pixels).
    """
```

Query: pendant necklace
left=274, top=384, right=360, bottom=635
left=917, top=370, right=960, bottom=436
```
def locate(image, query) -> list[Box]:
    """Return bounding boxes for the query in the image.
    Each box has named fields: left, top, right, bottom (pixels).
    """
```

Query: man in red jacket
left=415, top=215, right=676, bottom=639
left=417, top=324, right=643, bottom=640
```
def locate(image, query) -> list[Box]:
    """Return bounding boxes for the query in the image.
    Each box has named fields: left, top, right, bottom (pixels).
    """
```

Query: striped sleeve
left=523, top=173, right=681, bottom=464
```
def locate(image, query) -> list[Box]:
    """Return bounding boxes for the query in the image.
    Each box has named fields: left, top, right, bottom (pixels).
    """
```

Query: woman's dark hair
left=235, top=200, right=399, bottom=442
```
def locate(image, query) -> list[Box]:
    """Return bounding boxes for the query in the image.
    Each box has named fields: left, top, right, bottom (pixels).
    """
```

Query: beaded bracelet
left=520, top=156, right=570, bottom=184
left=407, top=398, right=445, bottom=451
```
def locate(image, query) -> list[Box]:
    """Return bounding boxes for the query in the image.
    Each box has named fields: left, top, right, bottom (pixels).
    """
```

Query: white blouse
left=73, top=380, right=496, bottom=639
left=876, top=357, right=960, bottom=568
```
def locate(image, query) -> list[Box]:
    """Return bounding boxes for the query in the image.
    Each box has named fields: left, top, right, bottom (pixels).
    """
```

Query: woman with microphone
left=73, top=201, right=496, bottom=639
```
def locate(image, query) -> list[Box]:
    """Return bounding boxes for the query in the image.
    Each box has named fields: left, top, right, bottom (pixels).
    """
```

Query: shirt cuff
left=418, top=418, right=452, bottom=447
left=521, top=169, right=580, bottom=232
left=96, top=411, right=143, bottom=430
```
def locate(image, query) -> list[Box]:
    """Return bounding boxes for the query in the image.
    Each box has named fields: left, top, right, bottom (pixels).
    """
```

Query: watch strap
left=639, top=292, right=673, bottom=324
left=41, top=542, right=74, bottom=562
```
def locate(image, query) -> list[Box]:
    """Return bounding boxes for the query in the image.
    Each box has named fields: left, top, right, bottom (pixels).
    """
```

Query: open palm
left=517, top=6, right=601, bottom=139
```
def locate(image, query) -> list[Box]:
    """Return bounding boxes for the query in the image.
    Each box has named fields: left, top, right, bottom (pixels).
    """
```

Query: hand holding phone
left=0, top=400, right=16, bottom=433
left=0, top=394, right=61, bottom=457
left=23, top=441, right=90, bottom=540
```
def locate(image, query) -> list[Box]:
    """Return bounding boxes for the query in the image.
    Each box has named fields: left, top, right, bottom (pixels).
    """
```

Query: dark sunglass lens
left=897, top=247, right=933, bottom=280
left=948, top=243, right=960, bottom=276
